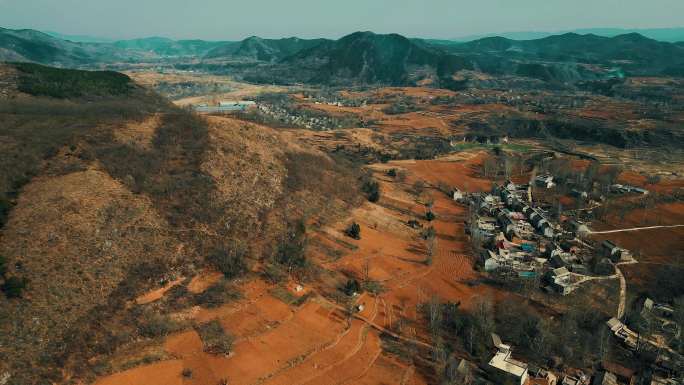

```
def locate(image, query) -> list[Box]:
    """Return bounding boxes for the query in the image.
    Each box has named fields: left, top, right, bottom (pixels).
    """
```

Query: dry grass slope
left=0, top=64, right=363, bottom=384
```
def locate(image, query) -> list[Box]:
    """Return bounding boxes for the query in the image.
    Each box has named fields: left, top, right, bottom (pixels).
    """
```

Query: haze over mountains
left=44, top=27, right=684, bottom=45
left=2, top=26, right=684, bottom=85
left=453, top=27, right=684, bottom=43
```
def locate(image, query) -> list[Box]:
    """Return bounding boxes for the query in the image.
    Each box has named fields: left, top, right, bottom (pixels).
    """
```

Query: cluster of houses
left=482, top=334, right=666, bottom=385
left=605, top=299, right=683, bottom=383
left=458, top=175, right=676, bottom=384
left=610, top=184, right=649, bottom=195
left=465, top=180, right=634, bottom=295
left=193, top=100, right=257, bottom=113
left=254, top=103, right=358, bottom=130
left=300, top=92, right=367, bottom=108
left=312, top=99, right=367, bottom=108
left=624, top=298, right=679, bottom=353
left=428, top=87, right=589, bottom=114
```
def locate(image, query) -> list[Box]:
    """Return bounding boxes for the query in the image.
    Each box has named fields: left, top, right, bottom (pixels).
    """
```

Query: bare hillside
left=0, top=167, right=179, bottom=376
left=0, top=64, right=361, bottom=384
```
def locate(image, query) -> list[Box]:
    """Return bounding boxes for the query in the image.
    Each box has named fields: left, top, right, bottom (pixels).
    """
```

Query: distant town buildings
left=610, top=184, right=649, bottom=195
left=194, top=100, right=256, bottom=113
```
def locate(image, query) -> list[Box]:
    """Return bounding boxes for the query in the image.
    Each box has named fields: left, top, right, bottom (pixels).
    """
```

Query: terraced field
left=90, top=145, right=554, bottom=385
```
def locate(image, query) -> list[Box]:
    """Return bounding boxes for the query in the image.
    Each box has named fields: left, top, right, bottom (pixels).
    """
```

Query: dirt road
left=589, top=224, right=684, bottom=234
left=616, top=267, right=627, bottom=319
left=615, top=260, right=637, bottom=319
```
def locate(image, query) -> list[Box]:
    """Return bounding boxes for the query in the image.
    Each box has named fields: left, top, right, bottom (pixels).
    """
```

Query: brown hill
left=0, top=63, right=360, bottom=383
left=0, top=167, right=180, bottom=377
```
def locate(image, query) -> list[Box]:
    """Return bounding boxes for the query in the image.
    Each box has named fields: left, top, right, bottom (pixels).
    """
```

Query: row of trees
left=482, top=153, right=527, bottom=180
left=423, top=296, right=612, bottom=377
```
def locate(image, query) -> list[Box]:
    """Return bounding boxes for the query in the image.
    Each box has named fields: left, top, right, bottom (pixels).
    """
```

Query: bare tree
left=483, top=158, right=497, bottom=178
left=424, top=194, right=435, bottom=211
left=426, top=235, right=438, bottom=265
left=472, top=296, right=495, bottom=336
left=504, top=155, right=513, bottom=180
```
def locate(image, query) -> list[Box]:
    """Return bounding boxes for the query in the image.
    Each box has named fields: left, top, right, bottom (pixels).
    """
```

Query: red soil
left=315, top=153, right=520, bottom=341
left=617, top=171, right=684, bottom=194
left=93, top=150, right=541, bottom=385
left=396, top=152, right=493, bottom=192
left=102, top=300, right=348, bottom=385
left=592, top=202, right=684, bottom=273
left=193, top=280, right=293, bottom=338
left=260, top=319, right=368, bottom=385
left=203, top=302, right=345, bottom=385
left=215, top=295, right=293, bottom=338
left=354, top=355, right=426, bottom=385
left=593, top=202, right=684, bottom=295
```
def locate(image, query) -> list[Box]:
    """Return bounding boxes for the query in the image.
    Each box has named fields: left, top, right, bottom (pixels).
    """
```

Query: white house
left=488, top=337, right=529, bottom=385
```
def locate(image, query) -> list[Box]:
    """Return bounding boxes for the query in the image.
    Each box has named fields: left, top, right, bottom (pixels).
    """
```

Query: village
left=463, top=173, right=638, bottom=297
left=177, top=83, right=684, bottom=385
left=184, top=91, right=684, bottom=385
left=193, top=95, right=363, bottom=131
left=455, top=162, right=683, bottom=385
left=474, top=296, right=683, bottom=385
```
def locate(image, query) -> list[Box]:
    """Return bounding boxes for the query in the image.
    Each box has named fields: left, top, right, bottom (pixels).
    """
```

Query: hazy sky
left=2, top=0, right=683, bottom=40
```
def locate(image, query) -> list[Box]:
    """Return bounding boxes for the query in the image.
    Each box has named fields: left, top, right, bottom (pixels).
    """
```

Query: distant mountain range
left=282, top=32, right=471, bottom=85
left=0, top=27, right=150, bottom=66
left=453, top=27, right=684, bottom=43
left=2, top=27, right=684, bottom=85
left=45, top=31, right=115, bottom=43
left=280, top=31, right=684, bottom=85
left=113, top=37, right=229, bottom=57
left=441, top=32, right=684, bottom=77
left=205, top=36, right=328, bottom=62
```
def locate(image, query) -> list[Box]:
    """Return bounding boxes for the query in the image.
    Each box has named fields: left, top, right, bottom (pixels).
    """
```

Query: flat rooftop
left=489, top=350, right=528, bottom=377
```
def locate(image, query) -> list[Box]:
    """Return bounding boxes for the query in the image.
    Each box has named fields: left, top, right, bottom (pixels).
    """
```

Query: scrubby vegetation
left=343, top=278, right=361, bottom=296
left=262, top=263, right=288, bottom=284
left=208, top=243, right=249, bottom=279
left=382, top=97, right=420, bottom=115
left=0, top=227, right=27, bottom=301
left=0, top=84, right=166, bottom=232
left=196, top=320, right=234, bottom=355
left=3, top=40, right=682, bottom=384
left=273, top=220, right=309, bottom=272
left=423, top=297, right=611, bottom=372
left=1, top=64, right=352, bottom=383
left=345, top=222, right=361, bottom=239
left=362, top=177, right=381, bottom=202
left=1, top=276, right=27, bottom=299
left=193, top=279, right=242, bottom=308
left=137, top=310, right=182, bottom=338
left=13, top=62, right=134, bottom=98
left=425, top=211, right=436, bottom=221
